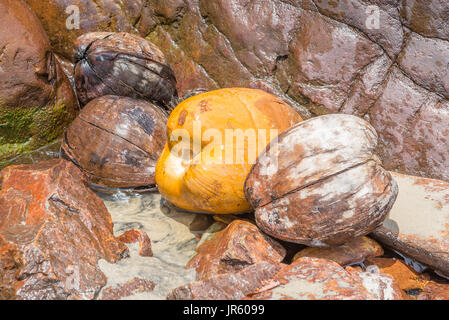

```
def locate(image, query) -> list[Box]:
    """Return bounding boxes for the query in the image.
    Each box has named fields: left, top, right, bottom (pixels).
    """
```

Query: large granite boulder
left=0, top=159, right=128, bottom=300
left=0, top=0, right=78, bottom=168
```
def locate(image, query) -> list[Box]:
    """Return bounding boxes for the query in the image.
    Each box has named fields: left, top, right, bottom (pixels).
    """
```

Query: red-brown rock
left=24, top=0, right=158, bottom=59
left=23, top=0, right=449, bottom=181
left=371, top=172, right=449, bottom=278
left=364, top=257, right=431, bottom=299
left=0, top=0, right=78, bottom=165
left=187, top=220, right=286, bottom=280
left=293, top=236, right=384, bottom=266
left=168, top=262, right=282, bottom=300
left=118, top=229, right=152, bottom=257
left=345, top=265, right=403, bottom=300
left=0, top=159, right=128, bottom=300
left=247, top=257, right=375, bottom=300
left=99, top=277, right=155, bottom=300
left=418, top=281, right=449, bottom=300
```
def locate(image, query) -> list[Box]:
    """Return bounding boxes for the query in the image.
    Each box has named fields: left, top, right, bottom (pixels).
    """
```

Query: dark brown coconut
left=74, top=32, right=178, bottom=110
left=60, top=95, right=167, bottom=190
left=244, top=114, right=398, bottom=247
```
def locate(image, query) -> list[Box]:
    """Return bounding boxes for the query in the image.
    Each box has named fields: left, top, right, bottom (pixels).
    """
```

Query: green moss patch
left=0, top=103, right=74, bottom=163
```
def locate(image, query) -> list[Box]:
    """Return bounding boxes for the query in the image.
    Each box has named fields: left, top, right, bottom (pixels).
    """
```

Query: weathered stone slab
left=371, top=172, right=449, bottom=277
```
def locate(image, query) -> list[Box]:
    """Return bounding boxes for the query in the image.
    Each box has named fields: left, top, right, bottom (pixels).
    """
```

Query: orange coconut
left=155, top=88, right=302, bottom=214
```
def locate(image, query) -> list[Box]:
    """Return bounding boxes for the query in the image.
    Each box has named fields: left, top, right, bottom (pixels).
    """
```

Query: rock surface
left=293, top=236, right=384, bottom=266
left=24, top=0, right=156, bottom=59
left=0, top=0, right=77, bottom=167
left=23, top=0, right=449, bottom=182
left=99, top=277, right=155, bottom=300
left=371, top=172, right=449, bottom=277
left=345, top=265, right=403, bottom=300
left=156, top=88, right=302, bottom=214
left=0, top=159, right=128, bottom=300
left=168, top=262, right=282, bottom=300
left=118, top=229, right=153, bottom=258
left=187, top=220, right=286, bottom=280
left=247, top=257, right=375, bottom=300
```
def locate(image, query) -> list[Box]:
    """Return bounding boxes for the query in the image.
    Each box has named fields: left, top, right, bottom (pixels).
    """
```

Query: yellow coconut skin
left=155, top=88, right=302, bottom=214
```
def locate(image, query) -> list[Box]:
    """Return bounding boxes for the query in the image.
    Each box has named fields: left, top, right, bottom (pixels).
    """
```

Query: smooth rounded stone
left=61, top=95, right=167, bottom=190
left=0, top=0, right=78, bottom=166
left=247, top=257, right=375, bottom=300
left=187, top=220, right=286, bottom=280
left=371, top=172, right=449, bottom=278
left=245, top=114, right=398, bottom=246
left=293, top=236, right=384, bottom=266
left=0, top=159, right=128, bottom=300
left=156, top=88, right=302, bottom=214
left=98, top=192, right=200, bottom=299
left=74, top=32, right=178, bottom=109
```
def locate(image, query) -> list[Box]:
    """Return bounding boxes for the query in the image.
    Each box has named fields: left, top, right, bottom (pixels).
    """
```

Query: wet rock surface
left=117, top=229, right=153, bottom=258
left=168, top=262, right=283, bottom=300
left=99, top=277, right=155, bottom=300
left=247, top=257, right=376, bottom=300
left=24, top=0, right=156, bottom=59
left=23, top=0, right=449, bottom=182
left=97, top=192, right=200, bottom=300
left=0, top=159, right=128, bottom=300
left=371, top=172, right=449, bottom=277
left=0, top=0, right=77, bottom=166
left=187, top=220, right=286, bottom=280
left=293, top=236, right=384, bottom=267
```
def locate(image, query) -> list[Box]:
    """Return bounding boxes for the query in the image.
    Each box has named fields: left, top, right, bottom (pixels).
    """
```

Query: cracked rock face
left=24, top=0, right=449, bottom=182
left=60, top=95, right=168, bottom=190
left=74, top=32, right=178, bottom=109
left=245, top=114, right=398, bottom=246
left=0, top=159, right=128, bottom=300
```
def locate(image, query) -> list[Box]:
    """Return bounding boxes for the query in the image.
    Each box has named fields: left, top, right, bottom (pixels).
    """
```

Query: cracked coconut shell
left=74, top=32, right=178, bottom=110
left=244, top=114, right=398, bottom=246
left=61, top=95, right=167, bottom=190
left=155, top=88, right=302, bottom=214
